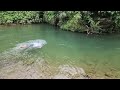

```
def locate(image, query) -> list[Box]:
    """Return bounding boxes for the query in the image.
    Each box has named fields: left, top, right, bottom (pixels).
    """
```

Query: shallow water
left=0, top=24, right=120, bottom=78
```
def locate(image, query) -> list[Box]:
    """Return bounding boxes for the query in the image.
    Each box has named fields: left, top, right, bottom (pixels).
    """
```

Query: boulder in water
left=15, top=39, right=47, bottom=51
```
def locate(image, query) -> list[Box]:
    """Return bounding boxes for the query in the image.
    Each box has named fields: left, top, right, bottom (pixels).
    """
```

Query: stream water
left=0, top=24, right=120, bottom=78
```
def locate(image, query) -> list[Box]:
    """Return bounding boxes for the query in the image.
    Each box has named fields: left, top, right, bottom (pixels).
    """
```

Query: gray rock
left=52, top=74, right=70, bottom=79
left=53, top=65, right=90, bottom=79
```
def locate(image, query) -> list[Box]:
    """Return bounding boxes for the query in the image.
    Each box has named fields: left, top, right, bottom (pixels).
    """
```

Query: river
left=0, top=24, right=120, bottom=78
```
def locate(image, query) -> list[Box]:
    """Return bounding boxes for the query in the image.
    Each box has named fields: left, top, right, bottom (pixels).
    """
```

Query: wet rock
left=53, top=74, right=71, bottom=79
left=0, top=58, right=91, bottom=79
left=104, top=72, right=113, bottom=77
left=53, top=65, right=90, bottom=79
left=0, top=61, right=46, bottom=79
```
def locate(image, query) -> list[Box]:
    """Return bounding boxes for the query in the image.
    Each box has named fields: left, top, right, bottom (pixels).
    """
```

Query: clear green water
left=1, top=24, right=120, bottom=78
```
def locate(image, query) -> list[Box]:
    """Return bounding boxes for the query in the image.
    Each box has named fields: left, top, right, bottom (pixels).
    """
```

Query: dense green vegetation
left=0, top=11, right=120, bottom=34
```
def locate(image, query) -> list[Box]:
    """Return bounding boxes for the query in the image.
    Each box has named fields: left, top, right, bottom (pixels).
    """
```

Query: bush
left=0, top=11, right=120, bottom=34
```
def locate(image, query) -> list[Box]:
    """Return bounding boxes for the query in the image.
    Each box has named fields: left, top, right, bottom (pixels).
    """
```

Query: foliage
left=43, top=11, right=57, bottom=25
left=0, top=11, right=42, bottom=25
left=60, top=12, right=82, bottom=32
left=0, top=11, right=120, bottom=34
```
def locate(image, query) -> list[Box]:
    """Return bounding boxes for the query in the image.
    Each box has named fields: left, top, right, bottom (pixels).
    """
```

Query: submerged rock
left=15, top=39, right=47, bottom=51
left=53, top=65, right=90, bottom=79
